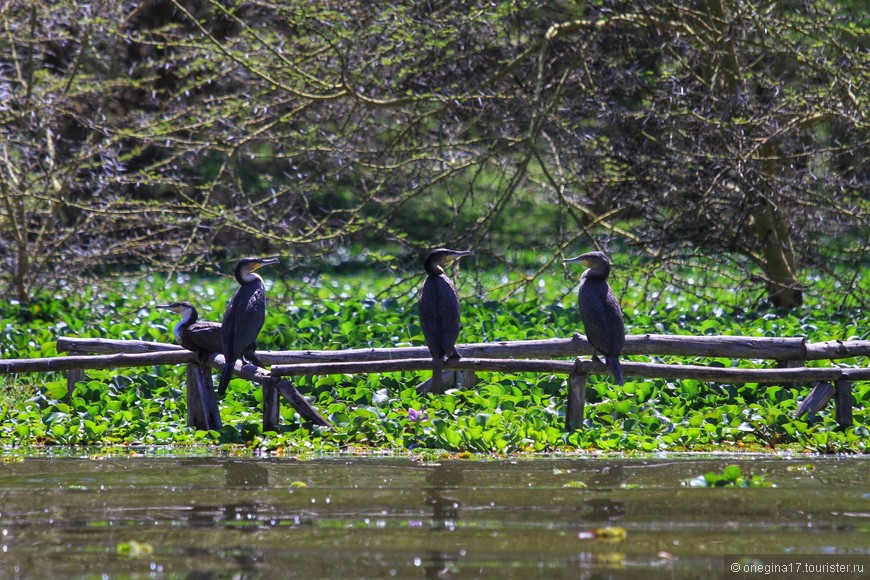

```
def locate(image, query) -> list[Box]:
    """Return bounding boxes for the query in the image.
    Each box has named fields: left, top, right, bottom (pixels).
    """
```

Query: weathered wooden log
left=566, top=365, right=587, bottom=432
left=41, top=335, right=870, bottom=433
left=66, top=368, right=85, bottom=391
left=186, top=364, right=222, bottom=431
left=57, top=337, right=183, bottom=354
left=622, top=334, right=809, bottom=359
left=9, top=343, right=867, bottom=392
left=834, top=378, right=853, bottom=428
left=272, top=380, right=328, bottom=428
left=272, top=357, right=559, bottom=376
left=0, top=350, right=329, bottom=428
left=1, top=350, right=197, bottom=372
left=794, top=382, right=835, bottom=419
left=264, top=334, right=811, bottom=363
left=270, top=357, right=870, bottom=383
left=805, top=340, right=870, bottom=361
left=416, top=369, right=478, bottom=395
left=202, top=353, right=330, bottom=428
left=56, top=335, right=870, bottom=363
left=262, top=380, right=280, bottom=432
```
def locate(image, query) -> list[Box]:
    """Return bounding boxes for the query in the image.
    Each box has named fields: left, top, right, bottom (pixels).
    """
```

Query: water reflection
left=421, top=462, right=465, bottom=577
left=224, top=460, right=270, bottom=489
left=582, top=463, right=626, bottom=524
left=0, top=455, right=867, bottom=578
left=580, top=498, right=625, bottom=523
left=424, top=461, right=464, bottom=530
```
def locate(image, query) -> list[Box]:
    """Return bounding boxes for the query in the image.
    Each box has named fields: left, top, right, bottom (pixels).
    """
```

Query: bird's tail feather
left=216, top=360, right=235, bottom=398
left=431, top=358, right=444, bottom=395
left=607, top=356, right=625, bottom=386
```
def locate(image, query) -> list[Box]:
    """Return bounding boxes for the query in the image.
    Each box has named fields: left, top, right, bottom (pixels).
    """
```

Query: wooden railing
left=1, top=335, right=860, bottom=433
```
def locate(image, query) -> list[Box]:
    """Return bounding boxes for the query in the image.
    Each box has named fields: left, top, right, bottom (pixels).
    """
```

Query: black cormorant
left=158, top=301, right=221, bottom=357
left=564, top=251, right=626, bottom=385
left=419, top=248, right=474, bottom=393
left=217, top=257, right=278, bottom=398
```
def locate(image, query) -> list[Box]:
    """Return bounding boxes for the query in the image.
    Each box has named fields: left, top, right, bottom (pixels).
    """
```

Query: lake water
left=0, top=452, right=867, bottom=578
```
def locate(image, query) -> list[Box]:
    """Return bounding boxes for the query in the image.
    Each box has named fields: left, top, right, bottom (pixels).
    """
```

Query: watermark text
left=725, top=554, right=867, bottom=579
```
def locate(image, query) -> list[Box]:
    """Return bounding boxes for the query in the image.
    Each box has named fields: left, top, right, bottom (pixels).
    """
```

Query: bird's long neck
left=237, top=271, right=264, bottom=285
left=424, top=261, right=445, bottom=277
left=174, top=307, right=196, bottom=342
left=584, top=264, right=610, bottom=281
left=179, top=307, right=197, bottom=325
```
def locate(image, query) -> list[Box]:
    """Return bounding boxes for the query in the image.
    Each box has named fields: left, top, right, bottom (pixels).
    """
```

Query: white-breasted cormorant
left=217, top=257, right=278, bottom=398
left=158, top=301, right=221, bottom=357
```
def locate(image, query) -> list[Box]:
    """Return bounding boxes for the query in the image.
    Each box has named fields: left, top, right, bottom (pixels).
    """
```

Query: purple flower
left=408, top=408, right=428, bottom=423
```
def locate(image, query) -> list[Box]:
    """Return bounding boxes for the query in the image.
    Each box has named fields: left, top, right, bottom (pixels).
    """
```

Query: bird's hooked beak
left=155, top=304, right=180, bottom=313
left=445, top=250, right=474, bottom=265
left=251, top=258, right=279, bottom=271
left=564, top=251, right=602, bottom=268
left=562, top=255, right=591, bottom=267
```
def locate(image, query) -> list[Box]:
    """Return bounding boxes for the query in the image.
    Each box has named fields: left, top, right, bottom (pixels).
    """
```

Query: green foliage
left=686, top=465, right=772, bottom=488
left=0, top=259, right=867, bottom=453
left=116, top=541, right=154, bottom=557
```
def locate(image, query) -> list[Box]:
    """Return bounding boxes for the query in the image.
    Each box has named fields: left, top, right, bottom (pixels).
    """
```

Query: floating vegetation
left=685, top=465, right=773, bottom=488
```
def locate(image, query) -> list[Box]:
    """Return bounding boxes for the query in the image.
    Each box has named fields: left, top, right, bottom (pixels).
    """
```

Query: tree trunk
left=696, top=0, right=802, bottom=308
left=750, top=199, right=803, bottom=307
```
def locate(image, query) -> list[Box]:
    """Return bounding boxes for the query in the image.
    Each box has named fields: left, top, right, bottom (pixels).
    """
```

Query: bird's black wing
left=222, top=281, right=266, bottom=361
left=419, top=274, right=461, bottom=359
left=578, top=277, right=613, bottom=355
left=183, top=321, right=222, bottom=354
left=603, top=285, right=626, bottom=356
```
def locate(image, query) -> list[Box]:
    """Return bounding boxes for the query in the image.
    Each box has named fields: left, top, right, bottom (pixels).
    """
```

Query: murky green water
left=0, top=452, right=867, bottom=578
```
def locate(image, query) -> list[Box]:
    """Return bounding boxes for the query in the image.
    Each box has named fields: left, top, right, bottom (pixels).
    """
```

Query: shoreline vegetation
left=1, top=257, right=867, bottom=454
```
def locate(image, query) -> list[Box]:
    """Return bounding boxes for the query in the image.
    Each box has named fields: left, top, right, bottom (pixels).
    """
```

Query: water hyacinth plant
left=0, top=257, right=867, bottom=453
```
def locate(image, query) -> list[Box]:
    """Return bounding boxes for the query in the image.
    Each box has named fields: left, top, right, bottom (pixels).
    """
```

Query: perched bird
left=419, top=248, right=474, bottom=393
left=564, top=251, right=626, bottom=385
left=217, top=257, right=278, bottom=398
left=158, top=301, right=222, bottom=357
left=157, top=300, right=223, bottom=409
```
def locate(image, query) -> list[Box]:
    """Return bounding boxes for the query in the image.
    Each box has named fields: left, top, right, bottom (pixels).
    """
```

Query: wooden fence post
left=457, top=370, right=477, bottom=389
left=834, top=378, right=853, bottom=428
left=794, top=381, right=834, bottom=419
left=263, top=379, right=280, bottom=432
left=566, top=359, right=587, bottom=432
left=416, top=369, right=477, bottom=395
left=185, top=364, right=222, bottom=431
left=65, top=345, right=85, bottom=394
left=777, top=357, right=805, bottom=390
left=67, top=369, right=84, bottom=393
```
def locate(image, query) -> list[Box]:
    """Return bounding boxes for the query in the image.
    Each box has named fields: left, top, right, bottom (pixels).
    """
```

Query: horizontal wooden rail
left=268, top=335, right=812, bottom=362
left=269, top=357, right=870, bottom=383
left=7, top=339, right=863, bottom=383
left=42, top=335, right=870, bottom=432
left=1, top=350, right=194, bottom=372
left=56, top=335, right=870, bottom=363
left=0, top=348, right=329, bottom=428
left=56, top=337, right=184, bottom=355
left=805, top=340, right=870, bottom=360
